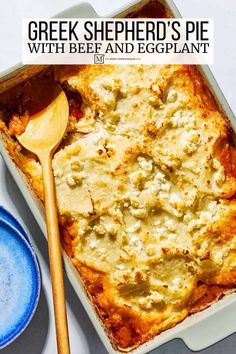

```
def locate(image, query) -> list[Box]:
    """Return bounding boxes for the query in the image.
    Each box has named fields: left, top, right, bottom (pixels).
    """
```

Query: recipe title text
left=22, top=18, right=214, bottom=65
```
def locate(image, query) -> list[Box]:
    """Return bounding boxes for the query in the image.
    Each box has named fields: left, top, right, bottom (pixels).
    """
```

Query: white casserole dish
left=1, top=1, right=236, bottom=353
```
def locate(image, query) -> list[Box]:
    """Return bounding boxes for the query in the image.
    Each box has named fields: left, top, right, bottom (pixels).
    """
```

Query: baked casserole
left=1, top=1, right=236, bottom=351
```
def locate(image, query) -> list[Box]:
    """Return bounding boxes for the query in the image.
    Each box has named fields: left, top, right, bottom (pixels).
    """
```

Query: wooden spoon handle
left=41, top=152, right=70, bottom=354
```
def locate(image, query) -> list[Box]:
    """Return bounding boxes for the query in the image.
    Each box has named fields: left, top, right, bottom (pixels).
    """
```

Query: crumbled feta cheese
left=183, top=130, right=200, bottom=154
left=116, top=264, right=125, bottom=270
left=53, top=168, right=63, bottom=178
left=105, top=224, right=118, bottom=237
left=154, top=170, right=166, bottom=182
left=89, top=240, right=98, bottom=249
left=78, top=219, right=89, bottom=236
left=211, top=246, right=226, bottom=266
left=171, top=110, right=196, bottom=130
left=66, top=172, right=85, bottom=187
left=146, top=246, right=155, bottom=256
left=148, top=95, right=161, bottom=107
left=129, top=192, right=141, bottom=208
left=127, top=221, right=141, bottom=233
left=138, top=291, right=164, bottom=310
left=170, top=193, right=184, bottom=211
left=130, top=207, right=147, bottom=218
left=167, top=89, right=178, bottom=103
left=93, top=224, right=106, bottom=235
left=165, top=219, right=176, bottom=232
left=137, top=156, right=153, bottom=172
left=129, top=170, right=146, bottom=188
left=183, top=212, right=193, bottom=224
left=214, top=166, right=225, bottom=186
left=212, top=158, right=221, bottom=170
left=71, top=160, right=82, bottom=171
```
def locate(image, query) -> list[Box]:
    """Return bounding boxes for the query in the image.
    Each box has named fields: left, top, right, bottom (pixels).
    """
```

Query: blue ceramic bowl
left=0, top=218, right=41, bottom=349
left=0, top=205, right=30, bottom=244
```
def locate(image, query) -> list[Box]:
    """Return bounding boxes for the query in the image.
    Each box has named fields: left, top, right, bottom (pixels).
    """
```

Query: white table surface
left=0, top=1, right=236, bottom=353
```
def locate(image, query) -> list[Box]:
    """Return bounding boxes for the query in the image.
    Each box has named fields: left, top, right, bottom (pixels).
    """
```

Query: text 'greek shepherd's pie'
left=1, top=1, right=236, bottom=351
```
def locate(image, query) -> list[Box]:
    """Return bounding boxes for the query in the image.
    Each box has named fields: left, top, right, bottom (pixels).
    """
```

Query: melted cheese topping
left=4, top=64, right=236, bottom=350
left=57, top=66, right=235, bottom=288
left=54, top=64, right=236, bottom=312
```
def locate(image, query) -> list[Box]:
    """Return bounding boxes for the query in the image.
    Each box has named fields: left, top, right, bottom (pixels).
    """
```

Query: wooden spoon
left=17, top=84, right=70, bottom=354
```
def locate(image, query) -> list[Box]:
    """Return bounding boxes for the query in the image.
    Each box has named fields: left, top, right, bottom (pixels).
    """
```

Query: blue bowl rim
left=0, top=205, right=30, bottom=244
left=0, top=218, right=41, bottom=349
